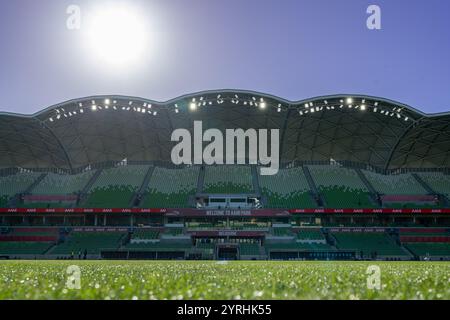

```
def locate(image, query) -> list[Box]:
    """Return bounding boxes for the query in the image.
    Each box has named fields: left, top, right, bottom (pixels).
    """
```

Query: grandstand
left=0, top=91, right=449, bottom=260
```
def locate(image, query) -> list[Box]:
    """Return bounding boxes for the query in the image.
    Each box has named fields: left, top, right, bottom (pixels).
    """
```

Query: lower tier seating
left=405, top=243, right=450, bottom=257
left=0, top=242, right=53, bottom=255
left=51, top=231, right=125, bottom=255
left=332, top=232, right=407, bottom=257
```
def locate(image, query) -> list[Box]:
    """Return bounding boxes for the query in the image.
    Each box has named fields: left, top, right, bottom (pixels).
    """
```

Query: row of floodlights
left=48, top=97, right=410, bottom=123
left=299, top=98, right=409, bottom=121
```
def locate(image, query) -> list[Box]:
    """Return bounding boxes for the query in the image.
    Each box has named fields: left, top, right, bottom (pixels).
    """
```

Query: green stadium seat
left=204, top=166, right=253, bottom=194
left=259, top=167, right=316, bottom=208
left=142, top=166, right=199, bottom=208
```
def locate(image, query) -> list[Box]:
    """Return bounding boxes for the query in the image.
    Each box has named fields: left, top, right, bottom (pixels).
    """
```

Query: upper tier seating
left=143, top=166, right=199, bottom=208
left=204, top=166, right=253, bottom=194
left=0, top=172, right=41, bottom=199
left=332, top=232, right=407, bottom=257
left=259, top=167, right=316, bottom=208
left=363, top=171, right=426, bottom=195
left=33, top=171, right=94, bottom=195
left=308, top=165, right=373, bottom=208
left=51, top=231, right=125, bottom=255
left=83, top=165, right=149, bottom=208
left=417, top=172, right=450, bottom=198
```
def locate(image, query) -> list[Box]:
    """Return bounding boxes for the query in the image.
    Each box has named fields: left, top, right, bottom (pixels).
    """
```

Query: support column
left=103, top=215, right=107, bottom=227
left=94, top=215, right=98, bottom=226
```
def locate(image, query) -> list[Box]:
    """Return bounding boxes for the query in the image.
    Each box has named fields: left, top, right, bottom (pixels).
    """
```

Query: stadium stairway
left=130, top=166, right=155, bottom=207
left=24, top=173, right=48, bottom=194
left=355, top=169, right=382, bottom=206
left=302, top=166, right=323, bottom=207
left=412, top=173, right=436, bottom=195
left=197, top=165, right=205, bottom=194
left=78, top=169, right=103, bottom=204
left=251, top=165, right=262, bottom=196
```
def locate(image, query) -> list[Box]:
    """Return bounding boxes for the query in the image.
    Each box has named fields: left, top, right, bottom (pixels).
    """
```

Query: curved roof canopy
left=0, top=90, right=449, bottom=171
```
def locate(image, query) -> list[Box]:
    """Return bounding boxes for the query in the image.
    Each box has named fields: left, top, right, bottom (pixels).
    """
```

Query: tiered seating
left=165, top=228, right=184, bottom=236
left=204, top=166, right=253, bottom=194
left=125, top=241, right=191, bottom=251
left=0, top=228, right=57, bottom=255
left=0, top=195, right=8, bottom=208
left=240, top=243, right=260, bottom=256
left=363, top=171, right=426, bottom=195
left=33, top=171, right=94, bottom=195
left=132, top=229, right=160, bottom=240
left=83, top=166, right=149, bottom=208
left=143, top=166, right=199, bottom=208
left=272, top=228, right=292, bottom=237
left=259, top=167, right=316, bottom=208
left=405, top=243, right=450, bottom=257
left=0, top=242, right=53, bottom=255
left=51, top=231, right=125, bottom=255
left=265, top=242, right=334, bottom=251
left=308, top=165, right=373, bottom=208
left=332, top=232, right=406, bottom=257
left=297, top=229, right=325, bottom=241
left=417, top=172, right=450, bottom=198
left=399, top=228, right=450, bottom=257
left=0, top=172, right=42, bottom=205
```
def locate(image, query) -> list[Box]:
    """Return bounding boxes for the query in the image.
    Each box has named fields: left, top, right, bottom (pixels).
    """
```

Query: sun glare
left=83, top=3, right=149, bottom=70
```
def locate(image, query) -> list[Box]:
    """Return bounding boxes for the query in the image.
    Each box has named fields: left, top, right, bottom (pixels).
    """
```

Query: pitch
left=0, top=261, right=448, bottom=300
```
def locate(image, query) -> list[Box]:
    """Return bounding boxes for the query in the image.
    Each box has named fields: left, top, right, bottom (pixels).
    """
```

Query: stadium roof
left=0, top=90, right=449, bottom=171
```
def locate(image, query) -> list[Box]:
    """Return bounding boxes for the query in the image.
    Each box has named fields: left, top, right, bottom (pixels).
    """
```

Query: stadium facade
left=0, top=90, right=449, bottom=261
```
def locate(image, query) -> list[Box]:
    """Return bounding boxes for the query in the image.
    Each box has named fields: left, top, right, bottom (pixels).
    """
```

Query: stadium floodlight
left=80, top=109, right=84, bottom=113
left=304, top=103, right=309, bottom=108
left=153, top=111, right=158, bottom=116
left=346, top=98, right=353, bottom=104
left=105, top=99, right=110, bottom=105
left=49, top=118, right=54, bottom=122
left=78, top=103, right=83, bottom=107
left=310, top=102, right=314, bottom=107
left=91, top=105, right=97, bottom=111
left=129, top=101, right=133, bottom=105
left=361, top=105, right=366, bottom=111
left=374, top=102, right=379, bottom=106
left=260, top=102, right=267, bottom=109
left=405, top=117, right=409, bottom=121
left=324, top=100, right=328, bottom=105
left=310, top=108, right=315, bottom=113
left=175, top=109, right=179, bottom=114
left=190, top=102, right=197, bottom=111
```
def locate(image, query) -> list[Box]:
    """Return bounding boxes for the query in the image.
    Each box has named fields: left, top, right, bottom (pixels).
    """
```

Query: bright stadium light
left=190, top=102, right=197, bottom=111
left=91, top=105, right=97, bottom=111
left=361, top=105, right=366, bottom=111
left=83, top=3, right=150, bottom=70
left=346, top=98, right=353, bottom=104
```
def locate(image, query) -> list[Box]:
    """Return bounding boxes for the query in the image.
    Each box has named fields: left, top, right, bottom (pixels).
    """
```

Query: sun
left=83, top=3, right=149, bottom=70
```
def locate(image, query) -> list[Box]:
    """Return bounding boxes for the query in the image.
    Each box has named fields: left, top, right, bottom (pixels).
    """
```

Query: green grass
left=0, top=261, right=448, bottom=300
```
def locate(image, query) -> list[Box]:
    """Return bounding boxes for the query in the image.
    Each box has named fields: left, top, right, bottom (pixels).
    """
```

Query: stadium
left=1, top=90, right=449, bottom=262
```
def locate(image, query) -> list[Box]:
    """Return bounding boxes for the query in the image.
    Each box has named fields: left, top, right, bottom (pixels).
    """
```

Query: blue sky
left=0, top=0, right=449, bottom=114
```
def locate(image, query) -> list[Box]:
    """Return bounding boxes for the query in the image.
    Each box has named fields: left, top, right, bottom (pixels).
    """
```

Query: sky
left=0, top=0, right=449, bottom=114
